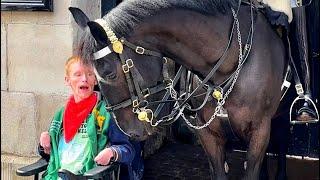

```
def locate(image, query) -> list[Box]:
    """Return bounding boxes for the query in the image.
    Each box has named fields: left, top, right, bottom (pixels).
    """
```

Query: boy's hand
left=40, top=131, right=51, bottom=154
left=94, top=148, right=114, bottom=165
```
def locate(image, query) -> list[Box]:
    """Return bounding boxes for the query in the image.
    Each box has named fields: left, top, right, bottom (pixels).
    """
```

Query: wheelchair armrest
left=16, top=158, right=48, bottom=176
left=83, top=163, right=120, bottom=179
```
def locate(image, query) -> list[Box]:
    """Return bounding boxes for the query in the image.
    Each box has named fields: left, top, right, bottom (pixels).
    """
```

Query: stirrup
left=289, top=95, right=319, bottom=124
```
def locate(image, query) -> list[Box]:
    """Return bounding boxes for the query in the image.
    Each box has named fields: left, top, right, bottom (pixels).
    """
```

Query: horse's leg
left=276, top=149, right=288, bottom=180
left=273, top=117, right=289, bottom=180
left=198, top=126, right=227, bottom=180
left=259, top=156, right=269, bottom=180
left=244, top=117, right=271, bottom=180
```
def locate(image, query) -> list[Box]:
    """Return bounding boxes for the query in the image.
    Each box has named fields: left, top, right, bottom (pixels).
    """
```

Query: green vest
left=42, top=101, right=110, bottom=179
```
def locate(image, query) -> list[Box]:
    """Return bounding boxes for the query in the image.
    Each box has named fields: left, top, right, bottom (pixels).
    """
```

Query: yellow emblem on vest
left=112, top=40, right=123, bottom=54
left=97, top=115, right=106, bottom=131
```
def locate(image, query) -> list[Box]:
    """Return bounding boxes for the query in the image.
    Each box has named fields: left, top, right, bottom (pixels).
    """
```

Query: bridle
left=92, top=19, right=181, bottom=125
left=90, top=3, right=256, bottom=135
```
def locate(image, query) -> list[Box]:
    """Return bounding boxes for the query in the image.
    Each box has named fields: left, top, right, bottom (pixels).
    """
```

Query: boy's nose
left=81, top=74, right=88, bottom=81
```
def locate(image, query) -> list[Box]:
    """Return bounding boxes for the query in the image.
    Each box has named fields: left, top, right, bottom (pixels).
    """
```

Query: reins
left=91, top=2, right=256, bottom=135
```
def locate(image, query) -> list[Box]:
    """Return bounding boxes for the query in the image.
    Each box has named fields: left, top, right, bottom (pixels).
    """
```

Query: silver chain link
left=181, top=8, right=243, bottom=129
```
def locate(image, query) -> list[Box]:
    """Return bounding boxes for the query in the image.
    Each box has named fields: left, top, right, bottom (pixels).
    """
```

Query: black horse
left=70, top=0, right=287, bottom=179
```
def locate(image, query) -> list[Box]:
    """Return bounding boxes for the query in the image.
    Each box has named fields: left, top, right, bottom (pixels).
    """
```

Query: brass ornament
left=112, top=40, right=123, bottom=54
left=212, top=89, right=223, bottom=101
left=94, top=19, right=123, bottom=54
left=138, top=111, right=149, bottom=121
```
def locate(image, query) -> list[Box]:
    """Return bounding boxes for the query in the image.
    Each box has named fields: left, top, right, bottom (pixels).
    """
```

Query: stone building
left=1, top=0, right=168, bottom=178
left=1, top=0, right=102, bottom=179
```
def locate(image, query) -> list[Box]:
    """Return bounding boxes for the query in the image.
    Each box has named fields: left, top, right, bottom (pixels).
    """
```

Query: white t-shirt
left=58, top=121, right=91, bottom=175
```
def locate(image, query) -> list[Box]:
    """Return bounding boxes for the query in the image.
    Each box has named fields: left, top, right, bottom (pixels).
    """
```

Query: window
left=1, top=0, right=53, bottom=11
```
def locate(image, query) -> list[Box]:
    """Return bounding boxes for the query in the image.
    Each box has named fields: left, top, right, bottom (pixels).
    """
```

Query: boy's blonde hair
left=65, top=56, right=81, bottom=76
left=65, top=56, right=94, bottom=76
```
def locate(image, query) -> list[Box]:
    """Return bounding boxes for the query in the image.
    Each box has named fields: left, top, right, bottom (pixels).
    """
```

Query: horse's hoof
left=224, top=161, right=229, bottom=174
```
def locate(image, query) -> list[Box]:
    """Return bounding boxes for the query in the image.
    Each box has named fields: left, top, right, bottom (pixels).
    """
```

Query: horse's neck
left=132, top=8, right=241, bottom=82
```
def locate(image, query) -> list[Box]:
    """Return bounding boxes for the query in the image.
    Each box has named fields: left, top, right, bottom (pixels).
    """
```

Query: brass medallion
left=112, top=40, right=123, bottom=54
left=212, top=89, right=223, bottom=101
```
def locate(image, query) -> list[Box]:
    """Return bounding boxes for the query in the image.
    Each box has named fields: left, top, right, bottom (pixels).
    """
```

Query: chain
left=110, top=111, right=132, bottom=137
left=149, top=8, right=244, bottom=129
left=181, top=8, right=243, bottom=129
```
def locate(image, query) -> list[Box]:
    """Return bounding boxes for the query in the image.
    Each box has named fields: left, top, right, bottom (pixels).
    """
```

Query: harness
left=90, top=3, right=256, bottom=136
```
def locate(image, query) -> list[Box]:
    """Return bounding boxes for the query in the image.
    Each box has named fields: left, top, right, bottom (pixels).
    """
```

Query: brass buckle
left=142, top=88, right=150, bottom=98
left=297, top=0, right=302, bottom=6
left=122, top=64, right=129, bottom=73
left=132, top=99, right=139, bottom=108
left=163, top=57, right=168, bottom=63
left=122, top=59, right=134, bottom=73
left=295, top=84, right=304, bottom=96
left=135, top=46, right=145, bottom=54
left=126, top=59, right=134, bottom=68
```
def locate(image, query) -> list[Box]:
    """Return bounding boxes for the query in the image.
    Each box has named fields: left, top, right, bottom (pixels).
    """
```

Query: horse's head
left=69, top=7, right=171, bottom=141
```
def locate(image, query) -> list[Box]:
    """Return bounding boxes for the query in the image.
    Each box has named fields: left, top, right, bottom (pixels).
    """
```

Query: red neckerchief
left=63, top=93, right=97, bottom=143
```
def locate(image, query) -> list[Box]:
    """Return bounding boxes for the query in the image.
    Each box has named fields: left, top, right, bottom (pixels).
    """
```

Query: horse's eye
left=94, top=55, right=118, bottom=80
left=106, top=72, right=116, bottom=79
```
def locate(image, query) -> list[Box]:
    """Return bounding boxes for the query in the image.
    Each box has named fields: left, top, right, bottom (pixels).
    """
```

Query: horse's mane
left=105, top=0, right=238, bottom=37
left=77, top=0, right=238, bottom=64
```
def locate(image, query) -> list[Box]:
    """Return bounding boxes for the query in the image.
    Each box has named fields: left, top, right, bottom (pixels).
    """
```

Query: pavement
left=143, top=141, right=319, bottom=180
left=144, top=142, right=211, bottom=180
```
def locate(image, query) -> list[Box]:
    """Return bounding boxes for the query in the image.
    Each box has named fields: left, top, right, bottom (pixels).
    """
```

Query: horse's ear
left=87, top=21, right=109, bottom=45
left=69, top=7, right=90, bottom=29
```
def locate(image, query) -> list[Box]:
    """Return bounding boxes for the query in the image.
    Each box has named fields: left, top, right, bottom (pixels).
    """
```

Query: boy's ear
left=65, top=76, right=71, bottom=86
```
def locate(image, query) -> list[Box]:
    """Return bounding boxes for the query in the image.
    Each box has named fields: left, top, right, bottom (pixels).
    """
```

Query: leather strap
left=122, top=38, right=163, bottom=57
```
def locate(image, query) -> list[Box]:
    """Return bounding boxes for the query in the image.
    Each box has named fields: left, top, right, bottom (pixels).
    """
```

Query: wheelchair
left=16, top=146, right=121, bottom=180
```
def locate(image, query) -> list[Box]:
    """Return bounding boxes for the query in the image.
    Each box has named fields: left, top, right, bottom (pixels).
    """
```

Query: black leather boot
left=290, top=6, right=317, bottom=121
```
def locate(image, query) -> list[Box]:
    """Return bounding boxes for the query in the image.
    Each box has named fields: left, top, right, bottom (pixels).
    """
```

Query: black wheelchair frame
left=16, top=157, right=120, bottom=180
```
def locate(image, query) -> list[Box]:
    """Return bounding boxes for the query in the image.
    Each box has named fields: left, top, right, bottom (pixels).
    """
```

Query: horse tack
left=91, top=4, right=256, bottom=131
left=91, top=19, right=214, bottom=128
left=91, top=1, right=259, bottom=132
left=93, top=36, right=188, bottom=125
left=92, top=20, right=175, bottom=123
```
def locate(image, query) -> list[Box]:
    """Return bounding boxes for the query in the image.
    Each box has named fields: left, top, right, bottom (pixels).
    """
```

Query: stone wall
left=1, top=0, right=101, bottom=179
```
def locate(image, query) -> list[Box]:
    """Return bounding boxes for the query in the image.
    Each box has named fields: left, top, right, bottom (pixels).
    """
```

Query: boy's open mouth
left=79, top=85, right=89, bottom=90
